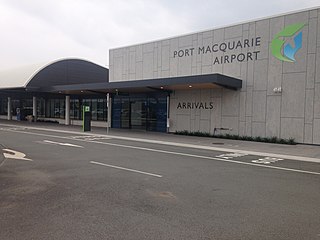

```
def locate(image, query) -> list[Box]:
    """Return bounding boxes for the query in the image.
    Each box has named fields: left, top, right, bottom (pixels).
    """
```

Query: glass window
left=37, top=98, right=45, bottom=117
left=46, top=99, right=53, bottom=118
left=74, top=99, right=80, bottom=119
left=54, top=99, right=60, bottom=118
left=97, top=99, right=106, bottom=121
left=0, top=98, right=8, bottom=115
left=44, top=98, right=65, bottom=119
left=12, top=100, right=20, bottom=115
left=60, top=99, right=65, bottom=119
left=112, top=98, right=121, bottom=128
left=91, top=99, right=97, bottom=121
left=70, top=99, right=81, bottom=120
left=20, top=99, right=33, bottom=118
left=70, top=99, right=75, bottom=119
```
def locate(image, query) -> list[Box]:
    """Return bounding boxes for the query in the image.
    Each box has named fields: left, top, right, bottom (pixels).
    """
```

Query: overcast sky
left=0, top=0, right=319, bottom=69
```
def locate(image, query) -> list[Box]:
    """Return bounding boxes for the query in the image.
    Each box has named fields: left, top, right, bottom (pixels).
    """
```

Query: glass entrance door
left=112, top=94, right=167, bottom=132
left=121, top=98, right=130, bottom=128
left=130, top=100, right=147, bottom=130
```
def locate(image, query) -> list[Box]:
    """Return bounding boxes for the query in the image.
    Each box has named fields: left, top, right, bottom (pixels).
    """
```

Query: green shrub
left=254, top=136, right=262, bottom=142
left=174, top=130, right=296, bottom=145
left=270, top=136, right=278, bottom=143
left=288, top=138, right=295, bottom=145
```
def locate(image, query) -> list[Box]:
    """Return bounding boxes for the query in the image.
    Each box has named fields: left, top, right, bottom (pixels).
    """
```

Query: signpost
left=82, top=105, right=91, bottom=132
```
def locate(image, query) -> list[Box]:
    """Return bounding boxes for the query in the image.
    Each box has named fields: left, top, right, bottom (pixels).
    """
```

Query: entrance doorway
left=112, top=93, right=167, bottom=132
left=130, top=100, right=147, bottom=130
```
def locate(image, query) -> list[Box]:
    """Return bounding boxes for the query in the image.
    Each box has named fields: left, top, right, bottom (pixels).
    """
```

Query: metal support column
left=7, top=97, right=12, bottom=120
left=166, top=95, right=170, bottom=133
left=106, top=93, right=111, bottom=134
left=65, top=95, right=70, bottom=125
left=32, top=96, right=37, bottom=122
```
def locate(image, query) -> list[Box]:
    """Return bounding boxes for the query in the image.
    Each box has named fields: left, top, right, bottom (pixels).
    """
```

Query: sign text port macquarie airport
left=173, top=37, right=261, bottom=65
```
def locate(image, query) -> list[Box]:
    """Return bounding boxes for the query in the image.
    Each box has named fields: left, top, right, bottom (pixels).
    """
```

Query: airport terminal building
left=1, top=7, right=320, bottom=144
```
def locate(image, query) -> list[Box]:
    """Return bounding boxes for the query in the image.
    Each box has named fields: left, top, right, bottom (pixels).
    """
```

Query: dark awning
left=42, top=73, right=242, bottom=94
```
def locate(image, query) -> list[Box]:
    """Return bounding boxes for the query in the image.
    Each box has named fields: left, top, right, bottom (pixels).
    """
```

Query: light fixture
left=160, top=86, right=164, bottom=89
left=81, top=90, right=84, bottom=93
left=189, top=85, right=192, bottom=88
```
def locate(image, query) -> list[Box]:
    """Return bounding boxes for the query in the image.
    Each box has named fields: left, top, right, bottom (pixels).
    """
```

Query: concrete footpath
left=0, top=119, right=320, bottom=162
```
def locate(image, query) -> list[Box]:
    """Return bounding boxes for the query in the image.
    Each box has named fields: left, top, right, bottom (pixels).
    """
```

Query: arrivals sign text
left=177, top=102, right=214, bottom=110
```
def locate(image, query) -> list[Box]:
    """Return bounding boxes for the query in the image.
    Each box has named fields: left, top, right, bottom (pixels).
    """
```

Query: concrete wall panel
left=314, top=83, right=320, bottom=119
left=254, top=60, right=268, bottom=91
left=252, top=122, right=266, bottom=137
left=304, top=123, right=313, bottom=144
left=255, top=19, right=270, bottom=59
left=281, top=73, right=306, bottom=118
left=305, top=89, right=314, bottom=123
left=221, top=116, right=239, bottom=135
left=316, top=47, right=320, bottom=83
left=306, top=54, right=316, bottom=88
left=225, top=25, right=243, bottom=39
left=252, top=91, right=267, bottom=122
left=245, top=116, right=252, bottom=136
left=281, top=118, right=304, bottom=142
left=313, top=119, right=320, bottom=144
left=222, top=90, right=240, bottom=116
left=266, top=96, right=281, bottom=137
left=308, top=18, right=317, bottom=54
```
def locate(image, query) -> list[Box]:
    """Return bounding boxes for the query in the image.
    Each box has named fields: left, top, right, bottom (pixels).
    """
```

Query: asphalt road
left=0, top=124, right=320, bottom=240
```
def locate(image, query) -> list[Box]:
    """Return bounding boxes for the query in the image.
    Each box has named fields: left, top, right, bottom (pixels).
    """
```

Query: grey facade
left=109, top=7, right=320, bottom=144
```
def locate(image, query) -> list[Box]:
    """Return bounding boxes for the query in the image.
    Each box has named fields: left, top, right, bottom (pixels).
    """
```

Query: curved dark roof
left=0, top=58, right=108, bottom=91
left=26, top=59, right=108, bottom=91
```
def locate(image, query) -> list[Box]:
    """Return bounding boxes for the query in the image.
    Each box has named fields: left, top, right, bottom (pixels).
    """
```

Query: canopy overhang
left=41, top=73, right=242, bottom=94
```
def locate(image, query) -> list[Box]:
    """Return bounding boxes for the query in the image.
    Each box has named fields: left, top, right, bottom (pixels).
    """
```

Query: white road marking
left=0, top=123, right=319, bottom=163
left=90, top=161, right=163, bottom=178
left=252, top=157, right=283, bottom=164
left=70, top=135, right=111, bottom=141
left=1, top=127, right=320, bottom=176
left=42, top=140, right=84, bottom=148
left=3, top=149, right=33, bottom=161
left=216, top=153, right=248, bottom=159
left=0, top=127, right=27, bottom=131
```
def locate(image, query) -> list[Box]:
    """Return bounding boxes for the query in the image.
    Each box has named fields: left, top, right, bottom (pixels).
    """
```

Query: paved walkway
left=1, top=119, right=320, bottom=161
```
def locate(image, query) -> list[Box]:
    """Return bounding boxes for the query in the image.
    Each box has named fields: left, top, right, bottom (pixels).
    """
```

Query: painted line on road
left=42, top=140, right=84, bottom=148
left=70, top=135, right=111, bottom=141
left=1, top=128, right=320, bottom=176
left=0, top=123, right=319, bottom=163
left=90, top=161, right=163, bottom=178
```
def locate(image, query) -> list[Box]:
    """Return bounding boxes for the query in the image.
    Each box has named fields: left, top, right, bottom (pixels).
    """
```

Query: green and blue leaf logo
left=271, top=23, right=305, bottom=62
